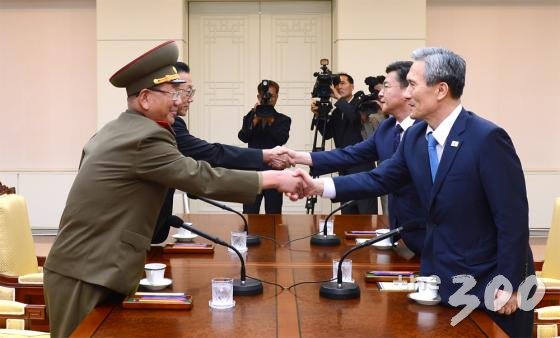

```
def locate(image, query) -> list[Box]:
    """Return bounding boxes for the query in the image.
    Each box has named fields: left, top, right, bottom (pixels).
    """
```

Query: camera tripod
left=305, top=99, right=332, bottom=214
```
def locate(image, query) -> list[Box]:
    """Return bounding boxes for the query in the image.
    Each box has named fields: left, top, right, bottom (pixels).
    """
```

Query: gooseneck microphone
left=320, top=225, right=407, bottom=299
left=310, top=200, right=355, bottom=246
left=180, top=221, right=263, bottom=296
left=187, top=194, right=260, bottom=246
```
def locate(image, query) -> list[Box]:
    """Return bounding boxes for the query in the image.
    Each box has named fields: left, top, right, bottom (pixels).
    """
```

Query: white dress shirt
left=321, top=115, right=419, bottom=199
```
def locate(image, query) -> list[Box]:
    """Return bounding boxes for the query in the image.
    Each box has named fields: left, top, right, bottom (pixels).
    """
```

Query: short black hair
left=385, top=61, right=412, bottom=88
left=358, top=100, right=381, bottom=115
left=338, top=72, right=354, bottom=84
left=174, top=62, right=190, bottom=73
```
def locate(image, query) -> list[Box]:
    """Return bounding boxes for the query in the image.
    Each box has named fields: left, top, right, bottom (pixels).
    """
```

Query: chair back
left=0, top=195, right=39, bottom=276
left=541, top=197, right=560, bottom=279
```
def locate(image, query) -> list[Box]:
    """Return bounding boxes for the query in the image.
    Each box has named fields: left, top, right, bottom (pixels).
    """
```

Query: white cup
left=178, top=223, right=193, bottom=236
left=230, top=231, right=247, bottom=253
left=416, top=275, right=439, bottom=299
left=320, top=219, right=334, bottom=236
left=374, top=228, right=393, bottom=247
left=210, top=277, right=235, bottom=309
left=332, top=259, right=353, bottom=283
left=144, top=263, right=166, bottom=285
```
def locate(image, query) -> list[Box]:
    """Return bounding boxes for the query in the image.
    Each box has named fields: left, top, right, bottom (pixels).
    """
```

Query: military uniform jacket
left=45, top=110, right=260, bottom=295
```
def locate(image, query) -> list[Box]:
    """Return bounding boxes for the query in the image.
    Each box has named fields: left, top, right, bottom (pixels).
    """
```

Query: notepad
left=365, top=271, right=416, bottom=283
left=122, top=291, right=192, bottom=310
left=377, top=281, right=417, bottom=292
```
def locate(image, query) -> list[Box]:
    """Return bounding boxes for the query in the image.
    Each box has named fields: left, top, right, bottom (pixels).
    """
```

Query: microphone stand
left=310, top=200, right=355, bottom=246
left=188, top=194, right=260, bottom=246
left=320, top=225, right=404, bottom=299
left=181, top=223, right=263, bottom=296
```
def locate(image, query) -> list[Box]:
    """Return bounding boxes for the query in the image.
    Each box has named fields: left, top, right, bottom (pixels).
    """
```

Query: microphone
left=310, top=200, right=355, bottom=246
left=320, top=225, right=408, bottom=299
left=187, top=194, right=260, bottom=246
left=180, top=222, right=263, bottom=296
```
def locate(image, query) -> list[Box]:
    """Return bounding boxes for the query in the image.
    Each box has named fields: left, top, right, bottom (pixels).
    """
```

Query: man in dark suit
left=43, top=41, right=304, bottom=338
left=313, top=73, right=378, bottom=215
left=283, top=61, right=425, bottom=255
left=151, top=63, right=290, bottom=243
left=293, top=47, right=534, bottom=337
left=238, top=80, right=291, bottom=214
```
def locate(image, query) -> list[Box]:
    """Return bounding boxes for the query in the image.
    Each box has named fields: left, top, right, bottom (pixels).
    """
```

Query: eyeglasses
left=183, top=88, right=196, bottom=98
left=148, top=88, right=190, bottom=101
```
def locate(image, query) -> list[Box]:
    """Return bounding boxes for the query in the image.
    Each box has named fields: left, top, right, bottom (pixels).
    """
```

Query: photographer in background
left=312, top=73, right=377, bottom=215
left=238, top=80, right=291, bottom=214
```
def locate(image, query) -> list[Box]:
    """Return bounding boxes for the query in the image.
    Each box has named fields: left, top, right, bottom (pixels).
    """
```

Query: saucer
left=408, top=292, right=441, bottom=305
left=372, top=242, right=395, bottom=250
left=139, top=278, right=172, bottom=291
left=173, top=233, right=198, bottom=243
left=209, top=299, right=236, bottom=310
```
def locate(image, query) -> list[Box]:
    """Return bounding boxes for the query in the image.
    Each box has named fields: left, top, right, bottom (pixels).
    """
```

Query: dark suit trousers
left=485, top=307, right=534, bottom=338
left=243, top=188, right=283, bottom=214
left=44, top=268, right=124, bottom=338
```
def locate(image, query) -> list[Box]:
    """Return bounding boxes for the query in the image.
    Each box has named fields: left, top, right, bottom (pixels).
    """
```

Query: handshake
left=261, top=146, right=323, bottom=200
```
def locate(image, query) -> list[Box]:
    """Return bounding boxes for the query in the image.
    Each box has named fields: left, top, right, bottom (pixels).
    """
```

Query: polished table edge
left=70, top=304, right=114, bottom=338
left=470, top=310, right=510, bottom=338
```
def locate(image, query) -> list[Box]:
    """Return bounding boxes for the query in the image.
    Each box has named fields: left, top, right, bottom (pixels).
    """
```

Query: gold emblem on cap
left=153, top=73, right=180, bottom=85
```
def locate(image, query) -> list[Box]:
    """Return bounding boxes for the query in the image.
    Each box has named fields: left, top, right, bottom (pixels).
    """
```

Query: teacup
left=416, top=275, right=440, bottom=299
left=178, top=223, right=193, bottom=237
left=374, top=228, right=393, bottom=247
left=144, top=263, right=166, bottom=285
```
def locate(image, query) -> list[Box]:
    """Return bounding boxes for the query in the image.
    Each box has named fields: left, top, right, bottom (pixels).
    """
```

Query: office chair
left=0, top=194, right=44, bottom=304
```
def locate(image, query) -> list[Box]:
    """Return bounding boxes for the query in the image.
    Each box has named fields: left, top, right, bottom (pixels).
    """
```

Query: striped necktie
left=393, top=124, right=403, bottom=152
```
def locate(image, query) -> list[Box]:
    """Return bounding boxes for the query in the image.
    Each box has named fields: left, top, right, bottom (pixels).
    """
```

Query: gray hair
left=411, top=47, right=466, bottom=99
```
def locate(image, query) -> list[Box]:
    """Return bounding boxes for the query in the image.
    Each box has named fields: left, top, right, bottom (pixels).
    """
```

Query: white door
left=188, top=1, right=332, bottom=214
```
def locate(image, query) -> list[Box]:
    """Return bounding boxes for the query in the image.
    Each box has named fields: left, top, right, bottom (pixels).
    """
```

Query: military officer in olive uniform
left=43, top=41, right=303, bottom=338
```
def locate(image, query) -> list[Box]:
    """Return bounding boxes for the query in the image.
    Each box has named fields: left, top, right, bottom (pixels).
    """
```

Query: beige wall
left=427, top=1, right=560, bottom=170
left=333, top=0, right=426, bottom=94
left=1, top=0, right=559, bottom=227
left=96, top=0, right=186, bottom=128
left=0, top=0, right=96, bottom=170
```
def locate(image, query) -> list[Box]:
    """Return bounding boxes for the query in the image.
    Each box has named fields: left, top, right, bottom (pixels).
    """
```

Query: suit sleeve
left=334, top=99, right=360, bottom=124
left=174, top=117, right=263, bottom=170
left=311, top=133, right=380, bottom=176
left=332, top=134, right=411, bottom=202
left=479, top=128, right=530, bottom=289
left=238, top=111, right=254, bottom=143
left=269, top=115, right=291, bottom=145
left=134, top=129, right=260, bottom=204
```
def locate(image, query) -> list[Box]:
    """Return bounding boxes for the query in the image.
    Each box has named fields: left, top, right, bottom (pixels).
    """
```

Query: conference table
left=70, top=214, right=512, bottom=337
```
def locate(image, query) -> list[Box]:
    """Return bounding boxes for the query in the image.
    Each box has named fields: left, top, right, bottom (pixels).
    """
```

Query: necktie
left=427, top=132, right=439, bottom=182
left=393, top=124, right=403, bottom=152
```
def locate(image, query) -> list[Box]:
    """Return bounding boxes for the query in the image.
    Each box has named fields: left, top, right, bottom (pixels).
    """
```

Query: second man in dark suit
left=283, top=61, right=426, bottom=255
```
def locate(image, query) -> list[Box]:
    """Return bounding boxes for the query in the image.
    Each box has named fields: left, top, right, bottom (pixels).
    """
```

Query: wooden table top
left=53, top=214, right=543, bottom=337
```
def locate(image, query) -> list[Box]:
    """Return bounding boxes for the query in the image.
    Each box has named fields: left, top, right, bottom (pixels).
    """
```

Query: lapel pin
left=451, top=141, right=460, bottom=147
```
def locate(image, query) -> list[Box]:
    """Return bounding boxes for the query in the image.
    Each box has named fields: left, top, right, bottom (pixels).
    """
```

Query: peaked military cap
left=109, top=40, right=185, bottom=96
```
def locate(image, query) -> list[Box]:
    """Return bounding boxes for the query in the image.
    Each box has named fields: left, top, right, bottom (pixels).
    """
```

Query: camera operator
left=359, top=99, right=385, bottom=140
left=312, top=73, right=378, bottom=215
left=238, top=80, right=291, bottom=214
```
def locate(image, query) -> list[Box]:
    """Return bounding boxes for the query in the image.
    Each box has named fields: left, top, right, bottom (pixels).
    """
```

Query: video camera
left=255, top=79, right=275, bottom=118
left=363, top=75, right=385, bottom=101
left=311, top=59, right=338, bottom=117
